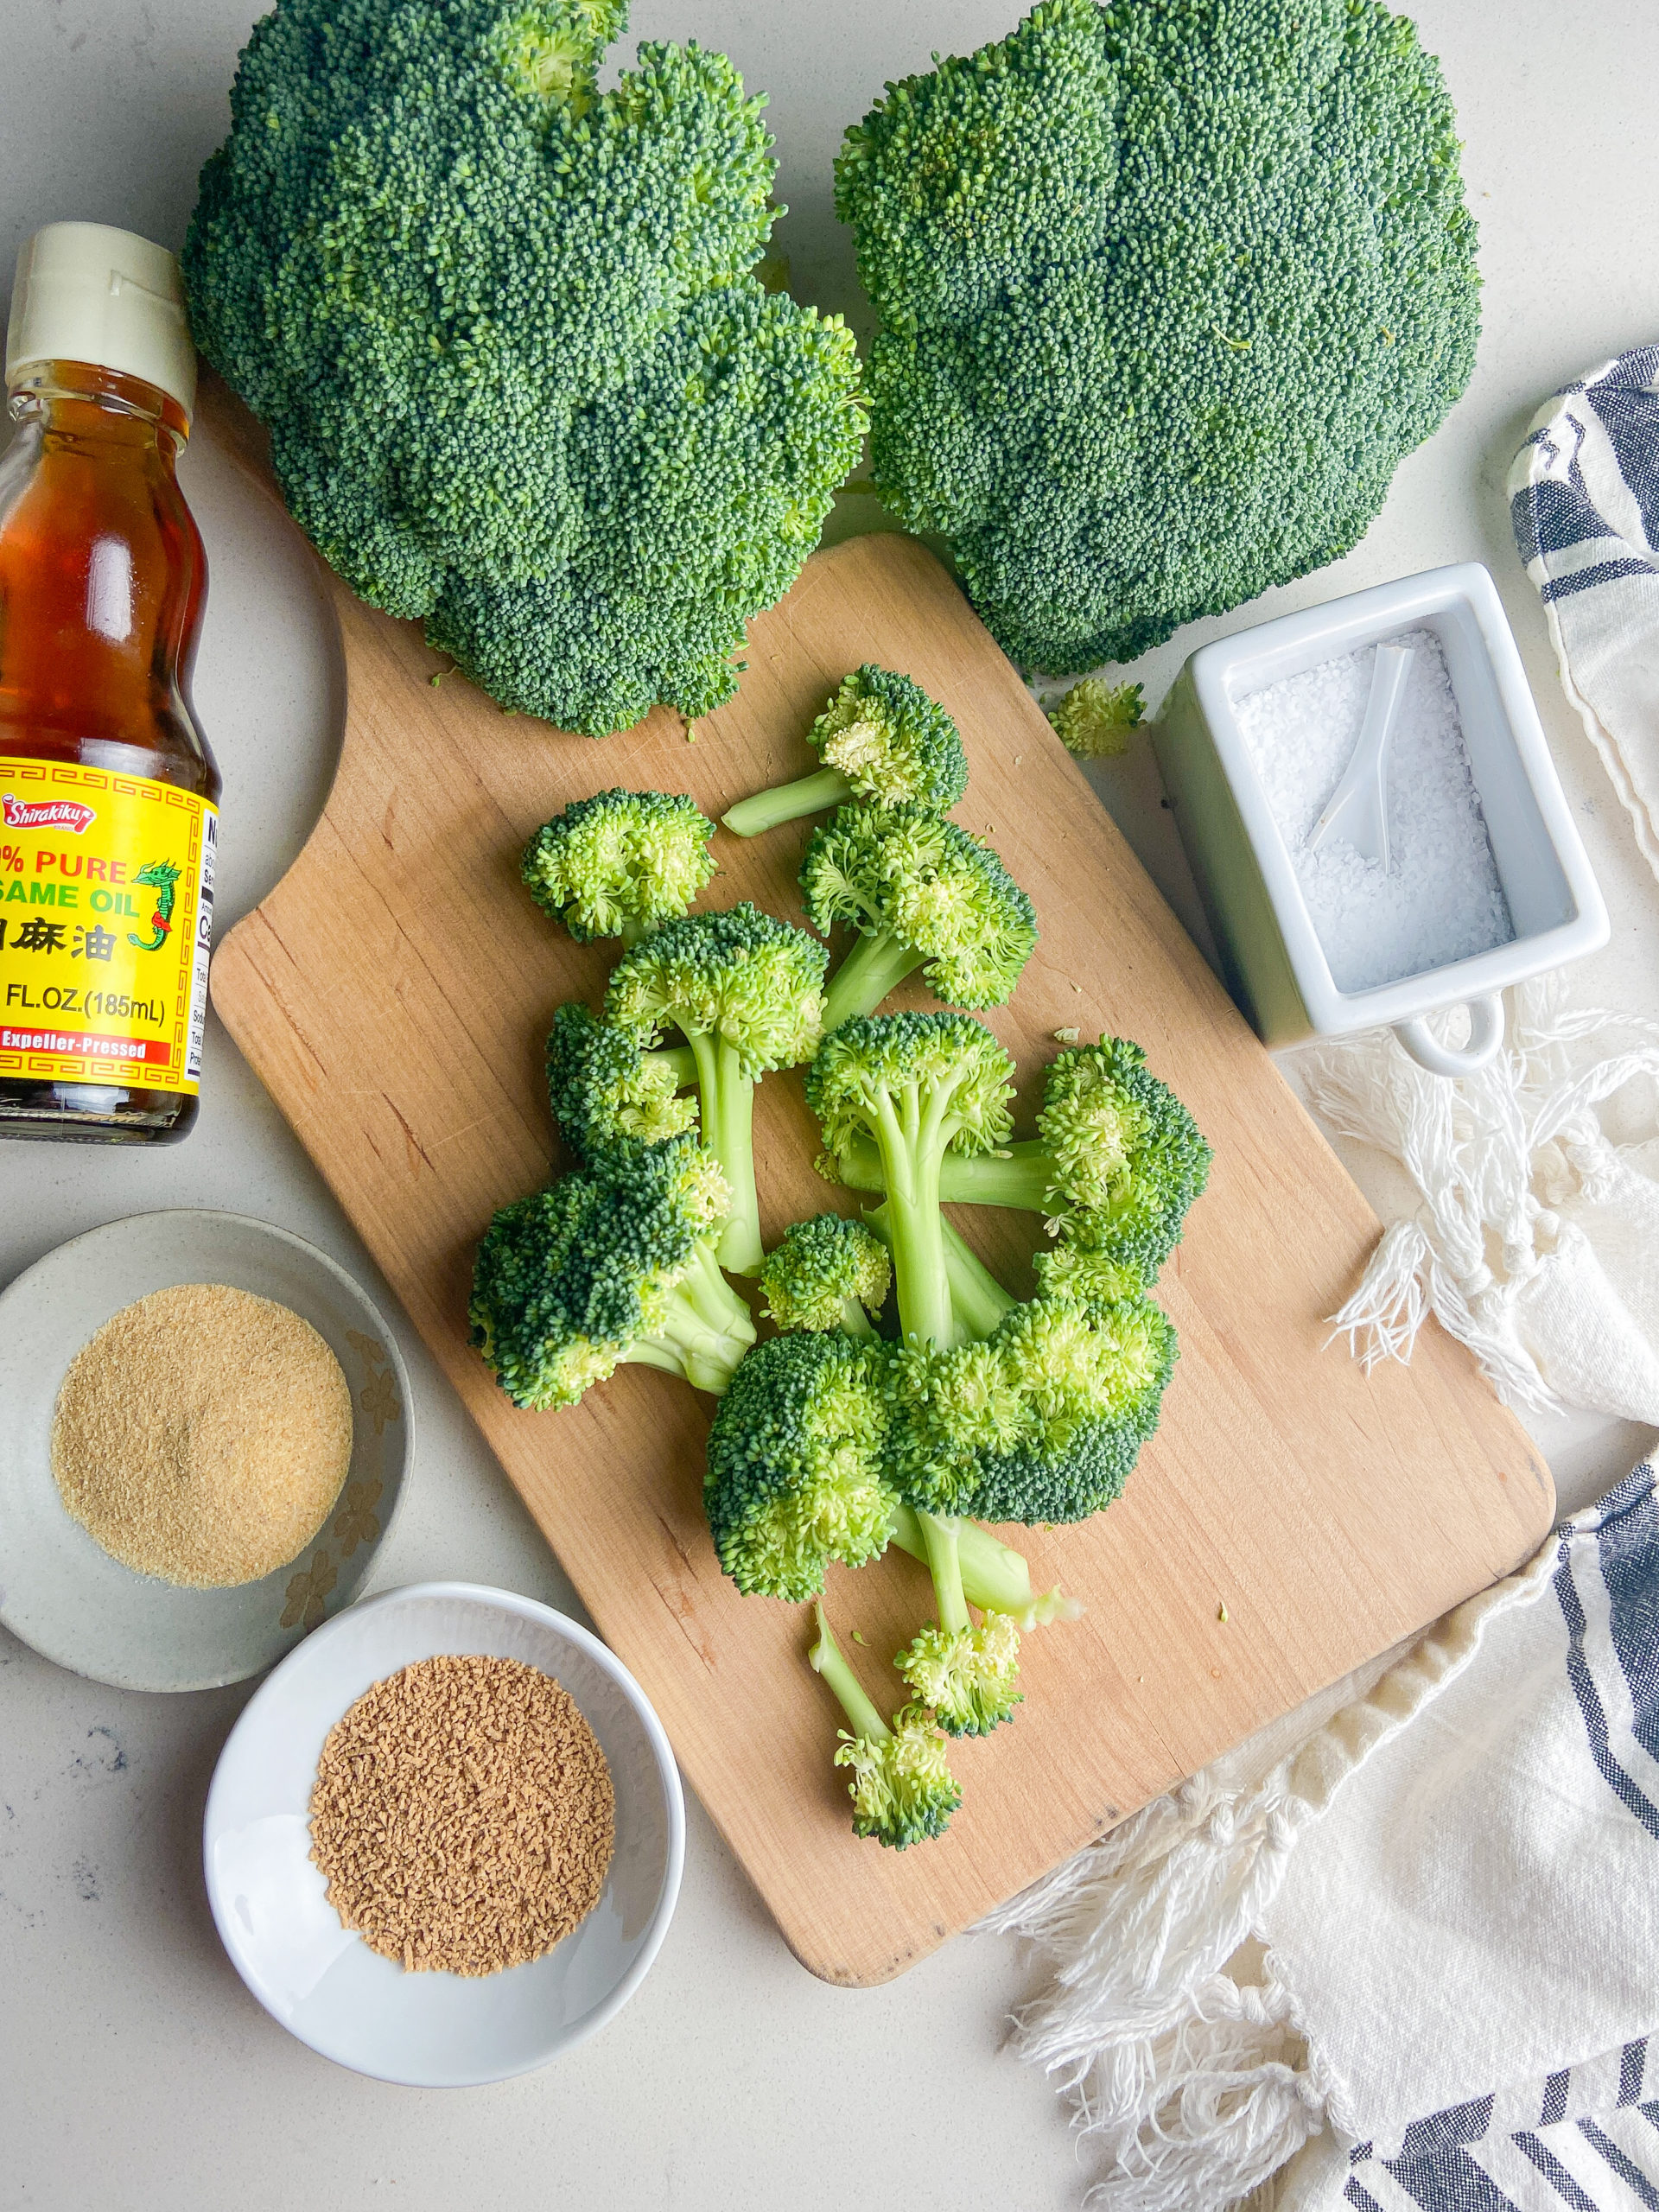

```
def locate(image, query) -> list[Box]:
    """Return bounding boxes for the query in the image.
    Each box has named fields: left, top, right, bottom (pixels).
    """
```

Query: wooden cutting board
left=205, top=382, right=1554, bottom=1985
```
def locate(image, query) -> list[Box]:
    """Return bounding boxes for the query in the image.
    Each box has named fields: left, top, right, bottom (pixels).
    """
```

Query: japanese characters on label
left=0, top=762, right=216, bottom=1094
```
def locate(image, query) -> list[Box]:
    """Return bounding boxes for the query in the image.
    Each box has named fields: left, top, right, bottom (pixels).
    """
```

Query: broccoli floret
left=894, top=1509, right=1023, bottom=1735
left=523, top=790, right=715, bottom=944
left=809, top=1604, right=959, bottom=1848
left=886, top=1292, right=1175, bottom=1523
left=841, top=1035, right=1211, bottom=1290
left=721, top=664, right=969, bottom=837
left=703, top=1332, right=899, bottom=1599
left=759, top=1212, right=891, bottom=1335
left=605, top=904, right=828, bottom=1274
left=185, top=0, right=867, bottom=737
left=834, top=0, right=1479, bottom=673
left=1047, top=680, right=1143, bottom=761
left=468, top=1135, right=755, bottom=1407
left=544, top=1004, right=699, bottom=1160
left=802, top=804, right=1038, bottom=1032
left=808, top=1012, right=1015, bottom=1348
left=871, top=1205, right=1177, bottom=1524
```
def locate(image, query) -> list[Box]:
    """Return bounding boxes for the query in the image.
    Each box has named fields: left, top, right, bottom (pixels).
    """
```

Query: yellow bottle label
left=0, top=757, right=215, bottom=1096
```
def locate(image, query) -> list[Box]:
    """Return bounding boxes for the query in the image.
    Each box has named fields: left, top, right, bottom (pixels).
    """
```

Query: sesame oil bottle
left=0, top=223, right=217, bottom=1143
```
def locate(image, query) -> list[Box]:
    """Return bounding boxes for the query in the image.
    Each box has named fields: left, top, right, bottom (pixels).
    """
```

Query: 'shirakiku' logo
left=3, top=793, right=96, bottom=835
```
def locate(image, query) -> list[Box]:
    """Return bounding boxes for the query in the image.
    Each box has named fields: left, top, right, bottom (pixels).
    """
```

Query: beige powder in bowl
left=51, top=1282, right=354, bottom=1588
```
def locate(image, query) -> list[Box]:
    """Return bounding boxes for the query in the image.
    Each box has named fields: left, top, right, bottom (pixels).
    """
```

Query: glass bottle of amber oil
left=0, top=223, right=217, bottom=1142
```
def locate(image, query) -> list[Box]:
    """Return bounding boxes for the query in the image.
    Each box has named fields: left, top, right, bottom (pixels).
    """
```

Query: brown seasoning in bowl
left=308, top=1654, right=616, bottom=1975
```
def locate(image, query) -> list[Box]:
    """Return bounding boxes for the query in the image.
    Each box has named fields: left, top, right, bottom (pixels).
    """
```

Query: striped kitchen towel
left=1509, top=346, right=1659, bottom=877
left=987, top=1465, right=1659, bottom=2212
left=1331, top=2043, right=1657, bottom=2212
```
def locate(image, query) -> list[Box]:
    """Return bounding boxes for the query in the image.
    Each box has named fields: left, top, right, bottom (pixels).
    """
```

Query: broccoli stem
left=865, top=1201, right=1014, bottom=1342
left=939, top=1216, right=1017, bottom=1339
left=821, top=929, right=926, bottom=1033
left=836, top=1131, right=1054, bottom=1211
left=916, top=1509, right=971, bottom=1635
left=685, top=1030, right=764, bottom=1275
left=634, top=1242, right=756, bottom=1393
left=868, top=1080, right=957, bottom=1348
left=653, top=1042, right=699, bottom=1088
left=887, top=1503, right=1081, bottom=1630
left=809, top=1603, right=889, bottom=1741
left=839, top=1297, right=876, bottom=1337
left=721, top=764, right=856, bottom=839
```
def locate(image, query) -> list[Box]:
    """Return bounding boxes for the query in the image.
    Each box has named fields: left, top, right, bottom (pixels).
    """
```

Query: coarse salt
left=1235, top=628, right=1514, bottom=993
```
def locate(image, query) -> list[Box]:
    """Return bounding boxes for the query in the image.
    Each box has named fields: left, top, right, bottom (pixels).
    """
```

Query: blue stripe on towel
left=1622, top=2044, right=1650, bottom=2107
left=1514, top=2132, right=1600, bottom=2210
left=1581, top=2120, right=1659, bottom=2209
left=1383, top=2147, right=1522, bottom=2210
left=1554, top=1469, right=1659, bottom=1839
left=1541, top=557, right=1659, bottom=604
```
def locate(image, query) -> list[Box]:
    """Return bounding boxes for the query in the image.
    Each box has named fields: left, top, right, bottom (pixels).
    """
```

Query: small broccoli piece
left=545, top=1004, right=700, bottom=1159
left=809, top=1604, right=960, bottom=1848
left=840, top=1035, right=1211, bottom=1290
left=808, top=1012, right=1015, bottom=1348
left=468, top=1135, right=755, bottom=1408
left=1047, top=680, right=1143, bottom=760
left=802, top=803, right=1038, bottom=1032
left=835, top=0, right=1480, bottom=673
left=605, top=904, right=828, bottom=1274
left=703, top=1332, right=899, bottom=1599
left=895, top=1509, right=1023, bottom=1735
left=721, top=664, right=969, bottom=837
left=523, top=790, right=715, bottom=944
left=886, top=1501, right=1080, bottom=1629
left=760, top=1212, right=892, bottom=1335
left=187, top=2, right=867, bottom=736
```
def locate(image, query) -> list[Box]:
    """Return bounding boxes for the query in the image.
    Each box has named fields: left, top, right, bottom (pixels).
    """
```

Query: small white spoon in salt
left=1306, top=643, right=1415, bottom=870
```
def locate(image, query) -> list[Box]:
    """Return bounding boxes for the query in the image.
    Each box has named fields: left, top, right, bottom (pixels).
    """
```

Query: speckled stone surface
left=2, top=3, right=1656, bottom=2206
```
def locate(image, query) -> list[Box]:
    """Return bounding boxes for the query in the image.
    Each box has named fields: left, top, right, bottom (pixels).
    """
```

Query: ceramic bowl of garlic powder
left=0, top=1209, right=410, bottom=1689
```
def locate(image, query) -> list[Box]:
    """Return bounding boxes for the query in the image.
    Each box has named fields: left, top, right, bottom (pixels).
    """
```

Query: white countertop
left=3, top=4, right=1656, bottom=2205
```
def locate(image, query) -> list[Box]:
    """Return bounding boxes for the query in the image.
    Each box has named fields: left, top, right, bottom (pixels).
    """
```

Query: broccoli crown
left=704, top=1332, right=899, bottom=1599
left=803, top=804, right=1038, bottom=1012
left=808, top=665, right=969, bottom=811
left=760, top=1212, right=892, bottom=1333
left=468, top=1134, right=749, bottom=1408
left=807, top=1011, right=1016, bottom=1170
left=1039, top=1036, right=1211, bottom=1279
left=185, top=0, right=867, bottom=736
left=899, top=1613, right=1023, bottom=1737
left=890, top=1290, right=1176, bottom=1522
left=836, top=1707, right=961, bottom=1848
left=603, top=903, right=828, bottom=1073
left=523, top=789, right=715, bottom=942
left=1047, top=679, right=1143, bottom=760
left=545, top=1003, right=699, bottom=1159
left=834, top=0, right=1480, bottom=673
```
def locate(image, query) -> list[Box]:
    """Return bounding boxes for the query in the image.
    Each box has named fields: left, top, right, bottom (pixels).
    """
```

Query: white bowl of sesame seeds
left=202, top=1580, right=685, bottom=2085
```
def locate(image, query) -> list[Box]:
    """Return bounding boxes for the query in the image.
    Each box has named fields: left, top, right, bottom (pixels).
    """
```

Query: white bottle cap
left=5, top=222, right=195, bottom=421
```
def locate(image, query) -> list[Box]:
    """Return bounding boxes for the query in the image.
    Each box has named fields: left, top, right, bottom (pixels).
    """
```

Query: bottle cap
left=5, top=222, right=195, bottom=420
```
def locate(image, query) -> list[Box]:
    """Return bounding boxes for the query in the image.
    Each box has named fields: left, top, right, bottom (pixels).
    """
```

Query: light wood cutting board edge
left=198, top=373, right=1554, bottom=1984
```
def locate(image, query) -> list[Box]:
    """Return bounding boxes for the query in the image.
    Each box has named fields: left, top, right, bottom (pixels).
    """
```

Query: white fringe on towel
left=1297, top=979, right=1659, bottom=1426
left=980, top=1770, right=1320, bottom=2212
left=981, top=1571, right=1527, bottom=2209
